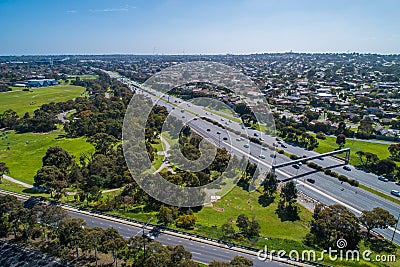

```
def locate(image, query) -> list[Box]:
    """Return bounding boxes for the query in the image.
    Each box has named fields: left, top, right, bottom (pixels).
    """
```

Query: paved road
left=106, top=71, right=400, bottom=245
left=0, top=189, right=295, bottom=267
left=2, top=174, right=32, bottom=188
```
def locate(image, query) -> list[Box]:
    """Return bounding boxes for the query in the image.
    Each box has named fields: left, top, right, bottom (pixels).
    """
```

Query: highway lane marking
left=191, top=252, right=202, bottom=255
left=116, top=73, right=400, bottom=241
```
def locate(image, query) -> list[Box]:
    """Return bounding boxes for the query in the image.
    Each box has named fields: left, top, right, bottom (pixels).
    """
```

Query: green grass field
left=115, top=185, right=313, bottom=252
left=313, top=135, right=393, bottom=166
left=0, top=130, right=94, bottom=184
left=1, top=85, right=85, bottom=115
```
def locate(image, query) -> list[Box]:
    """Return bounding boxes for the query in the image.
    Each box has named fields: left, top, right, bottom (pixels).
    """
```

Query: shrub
left=348, top=179, right=359, bottom=187
left=316, top=132, right=326, bottom=140
left=338, top=175, right=349, bottom=182
left=278, top=149, right=284, bottom=154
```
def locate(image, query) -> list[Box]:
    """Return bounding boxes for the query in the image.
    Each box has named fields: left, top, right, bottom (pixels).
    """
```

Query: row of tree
left=306, top=204, right=397, bottom=250
left=0, top=195, right=252, bottom=266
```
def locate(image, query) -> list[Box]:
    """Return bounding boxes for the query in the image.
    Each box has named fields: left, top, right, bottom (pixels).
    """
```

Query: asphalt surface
left=105, top=71, right=400, bottom=246
left=68, top=209, right=290, bottom=267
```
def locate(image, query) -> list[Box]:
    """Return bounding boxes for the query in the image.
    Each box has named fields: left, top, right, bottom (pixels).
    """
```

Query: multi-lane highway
left=104, top=70, right=400, bottom=246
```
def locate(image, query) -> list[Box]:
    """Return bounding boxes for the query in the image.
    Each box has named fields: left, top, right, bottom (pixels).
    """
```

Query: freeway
left=0, top=189, right=299, bottom=267
left=105, top=71, right=400, bottom=245
left=121, top=73, right=400, bottom=198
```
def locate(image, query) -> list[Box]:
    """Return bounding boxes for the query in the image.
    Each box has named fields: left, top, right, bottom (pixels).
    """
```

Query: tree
left=175, top=214, right=197, bottom=229
left=356, top=151, right=366, bottom=166
left=359, top=207, right=397, bottom=239
left=58, top=217, right=87, bottom=258
left=357, top=119, right=374, bottom=138
left=221, top=219, right=235, bottom=238
left=34, top=166, right=66, bottom=197
left=42, top=146, right=74, bottom=170
left=88, top=133, right=117, bottom=154
left=375, top=159, right=396, bottom=176
left=262, top=172, right=278, bottom=198
left=236, top=214, right=249, bottom=235
left=157, top=205, right=177, bottom=226
left=336, top=134, right=346, bottom=149
left=0, top=162, right=10, bottom=183
left=280, top=181, right=297, bottom=207
left=310, top=204, right=361, bottom=249
left=388, top=143, right=400, bottom=161
left=247, top=216, right=260, bottom=238
left=101, top=227, right=126, bottom=267
left=209, top=256, right=253, bottom=267
left=0, top=109, right=19, bottom=129
left=35, top=205, right=68, bottom=240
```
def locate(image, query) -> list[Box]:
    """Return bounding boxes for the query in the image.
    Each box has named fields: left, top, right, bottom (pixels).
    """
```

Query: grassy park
left=0, top=85, right=85, bottom=115
left=312, top=134, right=393, bottom=166
left=0, top=130, right=94, bottom=184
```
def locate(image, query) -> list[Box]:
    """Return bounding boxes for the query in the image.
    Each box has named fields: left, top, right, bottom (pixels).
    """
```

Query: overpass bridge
left=272, top=148, right=350, bottom=172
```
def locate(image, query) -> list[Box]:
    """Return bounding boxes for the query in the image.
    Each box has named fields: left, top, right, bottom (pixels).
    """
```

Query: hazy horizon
left=1, top=0, right=399, bottom=55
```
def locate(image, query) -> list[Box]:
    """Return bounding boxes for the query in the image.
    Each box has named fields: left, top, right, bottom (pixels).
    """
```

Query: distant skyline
left=1, top=0, right=400, bottom=55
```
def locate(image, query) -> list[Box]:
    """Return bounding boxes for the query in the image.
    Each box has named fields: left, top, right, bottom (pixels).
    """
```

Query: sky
left=0, top=0, right=399, bottom=55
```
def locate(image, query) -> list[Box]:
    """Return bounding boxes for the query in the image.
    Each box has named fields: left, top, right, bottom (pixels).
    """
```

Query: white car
left=391, top=190, right=400, bottom=197
left=259, top=154, right=266, bottom=159
left=244, top=144, right=249, bottom=148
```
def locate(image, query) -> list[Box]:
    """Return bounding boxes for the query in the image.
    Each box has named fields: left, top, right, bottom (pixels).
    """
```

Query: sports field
left=0, top=85, right=85, bottom=115
left=0, top=130, right=94, bottom=184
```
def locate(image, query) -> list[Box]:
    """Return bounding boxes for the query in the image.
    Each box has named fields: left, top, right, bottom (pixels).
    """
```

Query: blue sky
left=0, top=0, right=399, bottom=55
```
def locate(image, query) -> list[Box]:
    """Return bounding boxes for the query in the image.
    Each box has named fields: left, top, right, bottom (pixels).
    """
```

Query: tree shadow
left=257, top=194, right=274, bottom=207
left=237, top=178, right=249, bottom=191
left=275, top=205, right=300, bottom=222
left=365, top=237, right=396, bottom=253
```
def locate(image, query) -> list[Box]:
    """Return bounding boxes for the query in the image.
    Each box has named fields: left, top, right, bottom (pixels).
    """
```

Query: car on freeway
left=193, top=117, right=197, bottom=120
left=236, top=138, right=241, bottom=141
left=343, top=166, right=351, bottom=171
left=277, top=141, right=282, bottom=145
left=259, top=154, right=266, bottom=159
left=223, top=137, right=228, bottom=140
left=281, top=144, right=287, bottom=148
left=216, top=131, right=221, bottom=134
left=396, top=182, right=400, bottom=186
left=254, top=133, right=259, bottom=137
left=302, top=155, right=307, bottom=158
left=259, top=137, right=265, bottom=141
left=391, top=190, right=400, bottom=197
left=262, top=146, right=267, bottom=150
left=221, top=118, right=224, bottom=121
left=270, top=153, right=276, bottom=158
left=276, top=138, right=281, bottom=141
left=206, top=128, right=211, bottom=131
left=378, top=176, right=389, bottom=182
left=244, top=144, right=249, bottom=148
left=293, top=164, right=300, bottom=169
left=306, top=178, right=315, bottom=184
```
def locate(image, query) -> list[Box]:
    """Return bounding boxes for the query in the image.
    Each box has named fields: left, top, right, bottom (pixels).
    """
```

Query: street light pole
left=391, top=212, right=400, bottom=242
